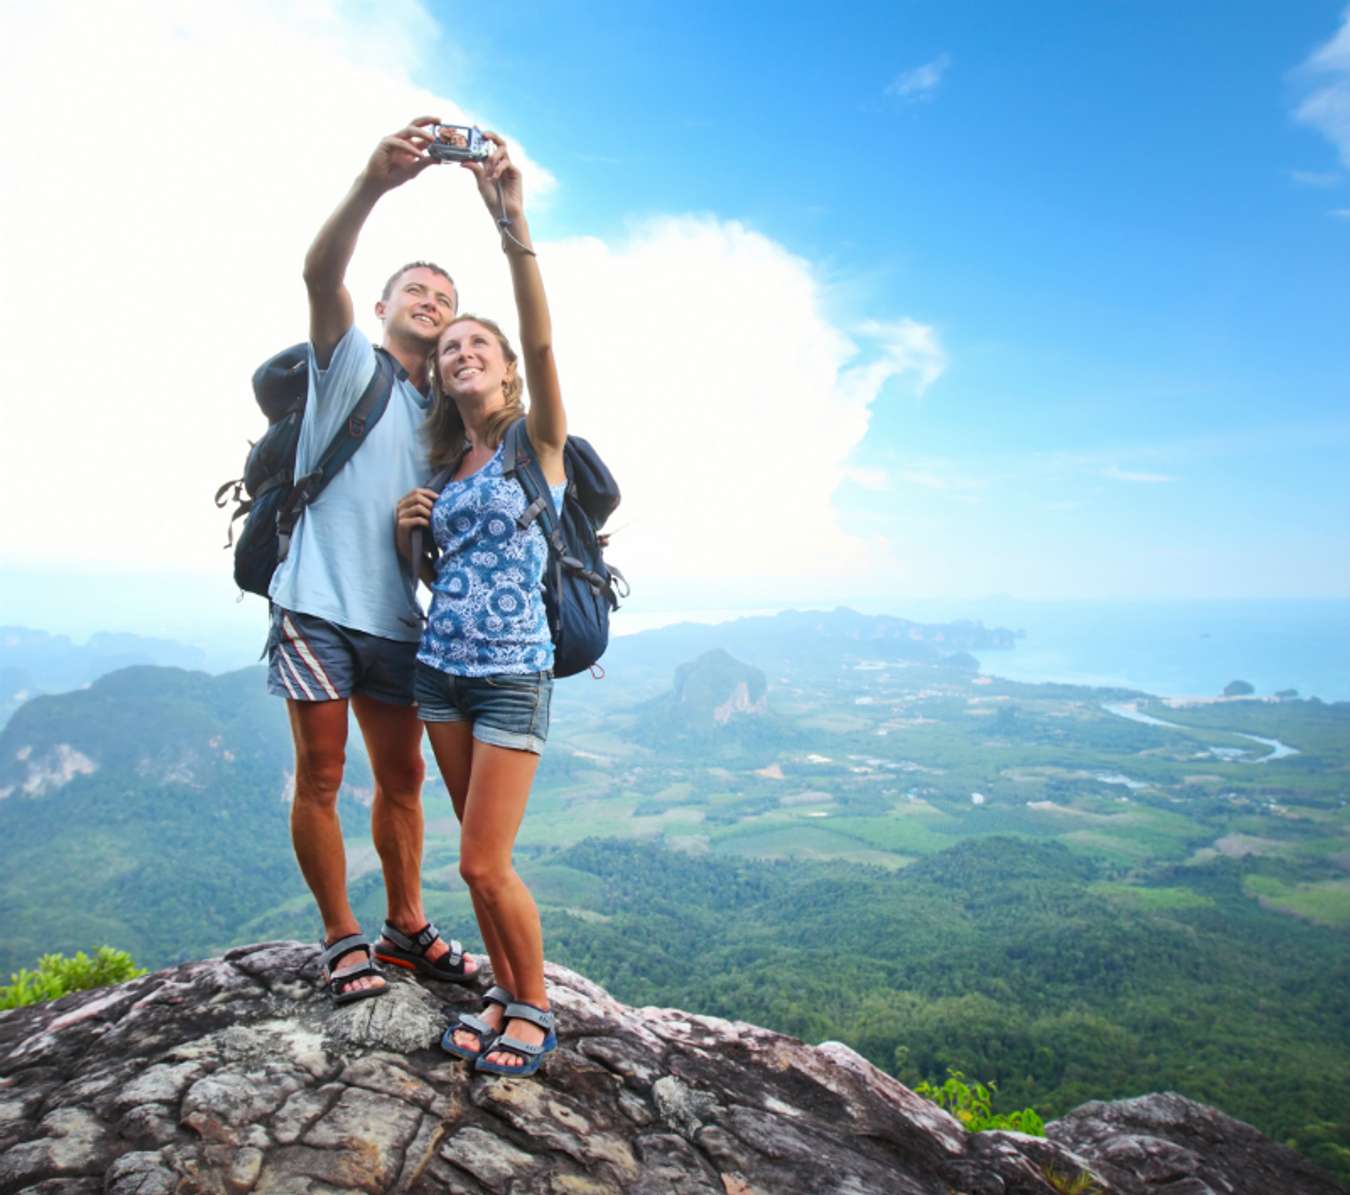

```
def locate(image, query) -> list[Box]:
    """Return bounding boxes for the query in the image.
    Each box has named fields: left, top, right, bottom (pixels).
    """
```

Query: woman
left=395, top=131, right=565, bottom=1076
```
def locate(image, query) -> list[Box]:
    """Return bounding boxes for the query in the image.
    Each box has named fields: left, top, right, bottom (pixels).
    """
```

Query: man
left=268, top=116, right=476, bottom=1002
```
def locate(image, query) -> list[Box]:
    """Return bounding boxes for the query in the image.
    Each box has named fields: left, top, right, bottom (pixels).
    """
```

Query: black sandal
left=318, top=934, right=387, bottom=1007
left=374, top=920, right=474, bottom=981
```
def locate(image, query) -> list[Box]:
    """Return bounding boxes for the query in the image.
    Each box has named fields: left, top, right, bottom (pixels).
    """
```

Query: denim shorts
left=266, top=607, right=417, bottom=705
left=414, top=660, right=553, bottom=754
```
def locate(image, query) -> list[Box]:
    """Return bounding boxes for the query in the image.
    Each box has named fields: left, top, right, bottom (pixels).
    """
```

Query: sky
left=1, top=1, right=1347, bottom=652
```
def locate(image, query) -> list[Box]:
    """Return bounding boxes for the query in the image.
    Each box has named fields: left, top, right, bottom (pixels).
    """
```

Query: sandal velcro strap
left=330, top=958, right=380, bottom=983
left=504, top=1001, right=556, bottom=1032
left=484, top=985, right=515, bottom=1008
left=381, top=921, right=463, bottom=964
left=380, top=921, right=441, bottom=952
left=492, top=1033, right=550, bottom=1058
left=319, top=934, right=373, bottom=970
left=455, top=1011, right=495, bottom=1038
left=412, top=922, right=442, bottom=950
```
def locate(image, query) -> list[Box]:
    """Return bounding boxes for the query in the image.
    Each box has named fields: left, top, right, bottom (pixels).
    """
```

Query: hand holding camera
left=361, top=116, right=440, bottom=193
left=462, top=131, right=524, bottom=227
left=359, top=118, right=530, bottom=254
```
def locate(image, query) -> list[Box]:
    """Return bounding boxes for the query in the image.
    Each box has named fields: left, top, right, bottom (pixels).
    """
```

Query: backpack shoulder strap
left=276, top=348, right=398, bottom=557
left=407, top=462, right=457, bottom=583
left=502, top=417, right=561, bottom=542
left=312, top=347, right=397, bottom=487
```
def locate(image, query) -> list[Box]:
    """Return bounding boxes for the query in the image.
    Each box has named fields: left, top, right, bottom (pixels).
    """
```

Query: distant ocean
left=948, top=598, right=1350, bottom=702
left=617, top=598, right=1349, bottom=702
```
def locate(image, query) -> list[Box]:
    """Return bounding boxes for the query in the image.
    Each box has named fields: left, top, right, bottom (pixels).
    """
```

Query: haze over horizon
left=1, top=2, right=1347, bottom=638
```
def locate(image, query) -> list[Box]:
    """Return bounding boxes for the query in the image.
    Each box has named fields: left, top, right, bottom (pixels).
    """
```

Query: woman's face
left=437, top=320, right=512, bottom=408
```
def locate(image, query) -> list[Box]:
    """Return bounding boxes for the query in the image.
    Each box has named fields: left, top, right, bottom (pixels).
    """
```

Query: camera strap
left=495, top=179, right=536, bottom=257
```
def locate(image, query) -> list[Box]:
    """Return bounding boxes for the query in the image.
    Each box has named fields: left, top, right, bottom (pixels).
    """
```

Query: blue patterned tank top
left=417, top=444, right=566, bottom=677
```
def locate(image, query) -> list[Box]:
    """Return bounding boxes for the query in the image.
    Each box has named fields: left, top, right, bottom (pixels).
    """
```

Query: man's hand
left=463, top=131, right=524, bottom=222
left=360, top=117, right=439, bottom=194
left=304, top=116, right=444, bottom=362
left=395, top=487, right=438, bottom=562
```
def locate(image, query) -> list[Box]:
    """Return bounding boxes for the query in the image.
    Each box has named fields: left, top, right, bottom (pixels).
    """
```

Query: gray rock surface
left=1047, top=1092, right=1344, bottom=1194
left=0, top=943, right=1338, bottom=1194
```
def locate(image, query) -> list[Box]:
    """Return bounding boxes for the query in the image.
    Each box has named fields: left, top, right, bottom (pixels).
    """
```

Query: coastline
left=961, top=597, right=1350, bottom=704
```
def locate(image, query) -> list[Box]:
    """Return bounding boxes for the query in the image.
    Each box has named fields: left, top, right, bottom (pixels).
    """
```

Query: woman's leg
left=455, top=738, right=550, bottom=1066
left=424, top=724, right=531, bottom=1051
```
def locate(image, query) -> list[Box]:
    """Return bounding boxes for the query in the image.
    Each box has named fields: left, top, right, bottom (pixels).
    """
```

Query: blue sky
left=0, top=1, right=1346, bottom=653
left=425, top=0, right=1350, bottom=597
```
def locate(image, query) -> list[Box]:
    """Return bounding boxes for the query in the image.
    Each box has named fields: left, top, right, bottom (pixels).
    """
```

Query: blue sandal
left=474, top=1001, right=557, bottom=1076
left=441, top=985, right=514, bottom=1061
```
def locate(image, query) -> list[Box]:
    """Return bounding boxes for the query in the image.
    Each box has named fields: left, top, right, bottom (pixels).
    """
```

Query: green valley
left=1, top=609, right=1346, bottom=1182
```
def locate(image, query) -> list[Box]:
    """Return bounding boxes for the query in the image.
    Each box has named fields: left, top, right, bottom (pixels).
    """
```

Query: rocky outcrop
left=1047, top=1094, right=1343, bottom=1194
left=0, top=943, right=1340, bottom=1195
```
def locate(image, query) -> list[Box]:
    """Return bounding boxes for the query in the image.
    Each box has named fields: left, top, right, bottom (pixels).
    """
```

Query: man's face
left=376, top=266, right=457, bottom=346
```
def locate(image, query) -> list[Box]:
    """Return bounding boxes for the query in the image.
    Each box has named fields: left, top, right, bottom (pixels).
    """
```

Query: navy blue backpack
left=413, top=418, right=627, bottom=678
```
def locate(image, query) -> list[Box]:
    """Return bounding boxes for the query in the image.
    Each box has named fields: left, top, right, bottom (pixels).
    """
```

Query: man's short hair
left=381, top=261, right=457, bottom=309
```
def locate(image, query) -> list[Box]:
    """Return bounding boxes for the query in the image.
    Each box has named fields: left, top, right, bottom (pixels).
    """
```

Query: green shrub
left=914, top=1068, right=1046, bottom=1135
left=0, top=948, right=147, bottom=1010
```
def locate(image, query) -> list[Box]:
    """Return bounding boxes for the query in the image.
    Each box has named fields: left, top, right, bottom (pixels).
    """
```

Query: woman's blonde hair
left=423, top=314, right=525, bottom=471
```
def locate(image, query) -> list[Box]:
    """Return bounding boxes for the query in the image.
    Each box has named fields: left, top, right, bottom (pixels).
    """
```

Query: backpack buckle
left=349, top=414, right=367, bottom=437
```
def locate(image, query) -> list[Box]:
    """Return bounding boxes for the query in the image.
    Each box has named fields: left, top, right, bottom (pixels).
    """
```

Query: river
left=1101, top=702, right=1299, bottom=763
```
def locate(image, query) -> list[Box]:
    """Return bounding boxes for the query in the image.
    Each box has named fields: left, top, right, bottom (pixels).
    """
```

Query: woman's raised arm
left=463, top=134, right=566, bottom=484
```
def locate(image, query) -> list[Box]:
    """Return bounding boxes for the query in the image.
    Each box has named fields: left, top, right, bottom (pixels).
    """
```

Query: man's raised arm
left=303, top=117, right=439, bottom=367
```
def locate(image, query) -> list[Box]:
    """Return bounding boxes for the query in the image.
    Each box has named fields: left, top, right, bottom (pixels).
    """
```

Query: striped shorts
left=265, top=607, right=418, bottom=706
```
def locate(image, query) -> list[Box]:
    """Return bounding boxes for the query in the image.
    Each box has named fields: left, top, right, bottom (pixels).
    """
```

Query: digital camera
left=427, top=125, right=490, bottom=163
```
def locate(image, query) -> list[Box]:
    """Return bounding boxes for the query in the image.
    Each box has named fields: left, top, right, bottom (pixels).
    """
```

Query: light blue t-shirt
left=268, top=325, right=431, bottom=642
left=417, top=445, right=566, bottom=676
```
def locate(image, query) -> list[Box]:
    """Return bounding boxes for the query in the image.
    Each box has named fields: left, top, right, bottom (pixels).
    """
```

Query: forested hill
left=0, top=626, right=207, bottom=727
left=0, top=664, right=372, bottom=971
left=599, top=606, right=1018, bottom=684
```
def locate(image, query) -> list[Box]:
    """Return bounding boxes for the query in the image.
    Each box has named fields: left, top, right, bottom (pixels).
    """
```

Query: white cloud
left=544, top=221, right=941, bottom=589
left=1103, top=467, right=1176, bottom=484
left=855, top=319, right=947, bottom=394
left=1289, top=169, right=1342, bottom=187
left=1332, top=207, right=1350, bottom=218
left=887, top=54, right=952, bottom=102
left=1294, top=7, right=1350, bottom=166
left=0, top=2, right=943, bottom=608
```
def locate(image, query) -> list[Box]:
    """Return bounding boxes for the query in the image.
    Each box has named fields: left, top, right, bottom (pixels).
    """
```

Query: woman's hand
left=395, top=487, right=438, bottom=562
left=463, top=131, right=524, bottom=224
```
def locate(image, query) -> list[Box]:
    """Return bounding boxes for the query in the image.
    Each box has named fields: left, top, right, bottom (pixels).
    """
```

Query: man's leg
left=288, top=697, right=384, bottom=996
left=354, top=692, right=473, bottom=972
